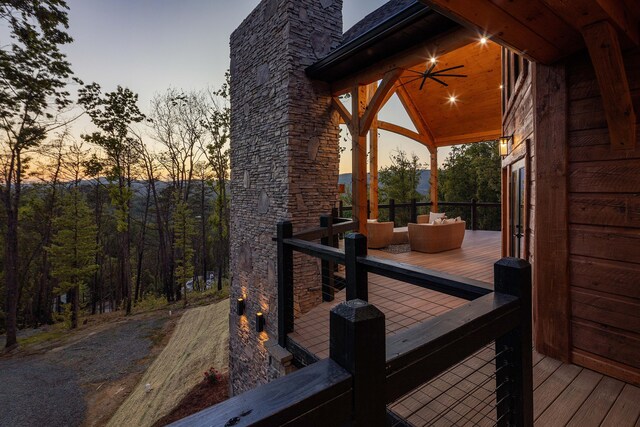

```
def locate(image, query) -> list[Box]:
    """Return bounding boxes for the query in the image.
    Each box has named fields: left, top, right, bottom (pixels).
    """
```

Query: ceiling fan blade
left=403, top=68, right=425, bottom=76
left=431, top=73, right=468, bottom=78
left=428, top=76, right=449, bottom=86
left=399, top=75, right=424, bottom=87
left=434, top=64, right=465, bottom=73
left=418, top=75, right=429, bottom=90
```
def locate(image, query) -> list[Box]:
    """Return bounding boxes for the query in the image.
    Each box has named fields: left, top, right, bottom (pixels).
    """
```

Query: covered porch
left=314, top=14, right=503, bottom=235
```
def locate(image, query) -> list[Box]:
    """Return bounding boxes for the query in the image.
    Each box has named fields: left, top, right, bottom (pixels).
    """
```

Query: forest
left=0, top=1, right=230, bottom=347
left=341, top=143, right=502, bottom=229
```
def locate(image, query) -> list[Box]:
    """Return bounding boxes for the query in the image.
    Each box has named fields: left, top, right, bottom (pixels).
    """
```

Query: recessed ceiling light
left=449, top=95, right=457, bottom=103
left=480, top=37, right=488, bottom=45
left=430, top=57, right=437, bottom=64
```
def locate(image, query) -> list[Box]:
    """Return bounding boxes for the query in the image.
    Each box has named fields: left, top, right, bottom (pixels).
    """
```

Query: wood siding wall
left=502, top=58, right=535, bottom=263
left=566, top=47, right=640, bottom=384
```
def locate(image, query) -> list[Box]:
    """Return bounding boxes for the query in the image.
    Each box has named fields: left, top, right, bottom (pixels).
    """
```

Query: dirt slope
left=106, top=300, right=229, bottom=427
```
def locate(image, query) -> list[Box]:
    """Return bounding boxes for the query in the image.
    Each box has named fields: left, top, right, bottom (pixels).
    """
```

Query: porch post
left=330, top=300, right=386, bottom=426
left=429, top=148, right=438, bottom=212
left=369, top=82, right=379, bottom=220
left=352, top=85, right=368, bottom=234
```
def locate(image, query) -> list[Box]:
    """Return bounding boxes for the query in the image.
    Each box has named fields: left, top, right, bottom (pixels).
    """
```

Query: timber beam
left=352, top=85, right=369, bottom=234
left=332, top=97, right=353, bottom=135
left=541, top=0, right=639, bottom=47
left=369, top=82, right=379, bottom=220
left=434, top=130, right=502, bottom=147
left=359, top=69, right=402, bottom=136
left=395, top=84, right=436, bottom=149
left=376, top=120, right=432, bottom=148
left=430, top=150, right=438, bottom=212
left=582, top=20, right=636, bottom=150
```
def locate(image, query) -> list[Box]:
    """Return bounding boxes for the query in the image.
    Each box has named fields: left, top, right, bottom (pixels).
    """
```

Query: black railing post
left=494, top=258, right=533, bottom=427
left=320, top=214, right=335, bottom=302
left=367, top=199, right=371, bottom=219
left=277, top=221, right=294, bottom=347
left=339, top=200, right=344, bottom=218
left=471, top=198, right=478, bottom=230
left=389, top=199, right=396, bottom=226
left=330, top=300, right=386, bottom=427
left=410, top=198, right=417, bottom=223
left=331, top=208, right=340, bottom=272
left=345, top=233, right=368, bottom=301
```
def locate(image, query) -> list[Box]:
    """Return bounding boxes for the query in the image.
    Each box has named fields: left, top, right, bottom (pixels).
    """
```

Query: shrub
left=203, top=367, right=222, bottom=385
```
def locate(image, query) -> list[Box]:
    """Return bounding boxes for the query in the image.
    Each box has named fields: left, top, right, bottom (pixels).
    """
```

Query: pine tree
left=47, top=189, right=98, bottom=329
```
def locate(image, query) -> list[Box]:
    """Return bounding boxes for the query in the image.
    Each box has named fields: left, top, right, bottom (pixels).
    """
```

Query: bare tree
left=135, top=137, right=174, bottom=302
left=149, top=89, right=208, bottom=300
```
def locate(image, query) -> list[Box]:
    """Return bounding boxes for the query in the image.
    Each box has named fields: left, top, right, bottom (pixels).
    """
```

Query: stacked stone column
left=229, top=0, right=342, bottom=394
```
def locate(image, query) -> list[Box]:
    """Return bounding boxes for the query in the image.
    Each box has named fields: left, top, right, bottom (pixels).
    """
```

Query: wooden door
left=509, top=159, right=525, bottom=258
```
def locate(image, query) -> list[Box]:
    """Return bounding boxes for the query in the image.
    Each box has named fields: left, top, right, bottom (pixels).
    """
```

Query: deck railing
left=338, top=198, right=501, bottom=230
left=172, top=218, right=532, bottom=427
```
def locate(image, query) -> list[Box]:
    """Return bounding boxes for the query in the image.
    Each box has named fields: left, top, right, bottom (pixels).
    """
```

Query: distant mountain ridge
left=339, top=169, right=431, bottom=195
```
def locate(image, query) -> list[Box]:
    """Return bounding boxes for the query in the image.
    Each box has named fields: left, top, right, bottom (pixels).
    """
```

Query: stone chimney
left=229, top=0, right=342, bottom=394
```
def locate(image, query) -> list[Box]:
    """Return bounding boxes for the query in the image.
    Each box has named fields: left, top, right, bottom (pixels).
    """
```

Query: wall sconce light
left=499, top=135, right=512, bottom=158
left=255, top=312, right=265, bottom=332
left=236, top=297, right=245, bottom=316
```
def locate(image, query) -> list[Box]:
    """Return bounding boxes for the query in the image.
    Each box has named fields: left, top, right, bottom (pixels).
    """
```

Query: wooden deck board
left=533, top=356, right=562, bottom=389
left=534, top=363, right=582, bottom=420
left=601, top=384, right=640, bottom=426
left=287, top=230, right=640, bottom=426
left=566, top=376, right=625, bottom=427
left=536, top=369, right=602, bottom=426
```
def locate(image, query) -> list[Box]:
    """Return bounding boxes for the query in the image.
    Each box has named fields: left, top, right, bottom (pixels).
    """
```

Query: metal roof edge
left=306, top=2, right=432, bottom=79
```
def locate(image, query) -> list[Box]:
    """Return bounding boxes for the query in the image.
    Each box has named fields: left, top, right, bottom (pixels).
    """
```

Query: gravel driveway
left=0, top=316, right=167, bottom=427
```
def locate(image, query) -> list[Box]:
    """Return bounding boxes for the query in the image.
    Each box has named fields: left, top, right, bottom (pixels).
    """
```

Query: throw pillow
left=429, top=212, right=446, bottom=223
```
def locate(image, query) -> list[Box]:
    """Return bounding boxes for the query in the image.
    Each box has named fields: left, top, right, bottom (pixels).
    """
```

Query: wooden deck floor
left=388, top=347, right=640, bottom=426
left=288, top=231, right=640, bottom=426
left=289, top=231, right=499, bottom=358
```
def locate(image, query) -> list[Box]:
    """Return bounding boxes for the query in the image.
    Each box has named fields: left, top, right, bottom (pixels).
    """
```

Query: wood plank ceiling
left=397, top=40, right=502, bottom=147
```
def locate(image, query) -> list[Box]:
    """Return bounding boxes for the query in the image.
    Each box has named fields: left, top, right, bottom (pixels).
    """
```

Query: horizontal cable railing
left=339, top=198, right=501, bottom=230
left=173, top=217, right=532, bottom=427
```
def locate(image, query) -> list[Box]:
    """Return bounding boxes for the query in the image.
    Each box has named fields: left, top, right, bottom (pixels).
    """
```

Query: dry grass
left=106, top=300, right=229, bottom=427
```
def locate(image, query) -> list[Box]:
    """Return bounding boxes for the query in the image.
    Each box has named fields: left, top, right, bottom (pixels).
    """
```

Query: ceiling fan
left=401, top=63, right=467, bottom=90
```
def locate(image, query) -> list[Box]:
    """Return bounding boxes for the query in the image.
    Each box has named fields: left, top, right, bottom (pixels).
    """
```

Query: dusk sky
left=63, top=0, right=440, bottom=173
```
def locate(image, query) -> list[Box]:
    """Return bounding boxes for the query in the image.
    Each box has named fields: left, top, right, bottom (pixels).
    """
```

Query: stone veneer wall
left=229, top=0, right=342, bottom=395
